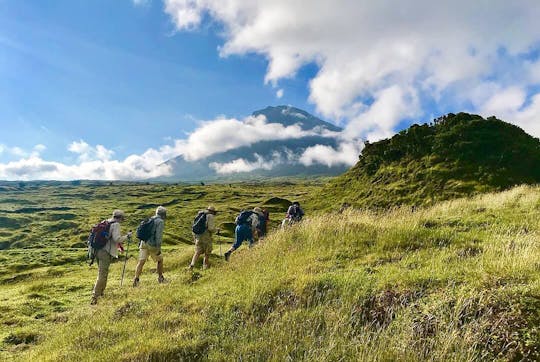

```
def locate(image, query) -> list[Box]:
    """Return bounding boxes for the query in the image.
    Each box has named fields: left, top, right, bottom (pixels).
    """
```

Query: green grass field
left=1, top=182, right=540, bottom=361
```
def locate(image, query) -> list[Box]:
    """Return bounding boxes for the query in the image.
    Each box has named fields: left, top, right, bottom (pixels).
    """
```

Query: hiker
left=133, top=206, right=166, bottom=287
left=224, top=209, right=258, bottom=261
left=189, top=205, right=218, bottom=270
left=91, top=209, right=132, bottom=305
left=282, top=201, right=305, bottom=228
left=253, top=207, right=267, bottom=241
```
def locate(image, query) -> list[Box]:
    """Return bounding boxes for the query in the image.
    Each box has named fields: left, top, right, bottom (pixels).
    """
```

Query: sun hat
left=112, top=209, right=125, bottom=219
left=156, top=206, right=167, bottom=217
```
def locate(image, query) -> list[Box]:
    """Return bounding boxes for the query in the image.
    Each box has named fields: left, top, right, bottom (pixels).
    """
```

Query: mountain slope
left=314, top=112, right=540, bottom=209
left=16, top=185, right=540, bottom=361
left=163, top=106, right=349, bottom=181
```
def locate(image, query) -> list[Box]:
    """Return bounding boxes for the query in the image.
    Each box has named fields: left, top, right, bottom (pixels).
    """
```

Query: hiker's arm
left=155, top=220, right=164, bottom=249
left=207, top=215, right=216, bottom=234
left=286, top=206, right=293, bottom=218
left=110, top=223, right=127, bottom=244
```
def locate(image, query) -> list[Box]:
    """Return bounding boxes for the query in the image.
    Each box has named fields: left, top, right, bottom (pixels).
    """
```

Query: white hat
left=112, top=209, right=125, bottom=219
left=156, top=206, right=167, bottom=217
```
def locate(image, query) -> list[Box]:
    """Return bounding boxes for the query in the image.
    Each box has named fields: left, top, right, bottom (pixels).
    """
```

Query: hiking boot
left=132, top=277, right=139, bottom=287
left=158, top=275, right=165, bottom=284
left=90, top=296, right=98, bottom=305
left=224, top=251, right=231, bottom=262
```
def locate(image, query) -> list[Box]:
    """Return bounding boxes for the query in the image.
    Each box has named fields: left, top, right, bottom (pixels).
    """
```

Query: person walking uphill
left=91, top=210, right=132, bottom=305
left=133, top=206, right=166, bottom=287
left=224, top=209, right=258, bottom=261
left=282, top=201, right=305, bottom=227
left=189, top=206, right=218, bottom=270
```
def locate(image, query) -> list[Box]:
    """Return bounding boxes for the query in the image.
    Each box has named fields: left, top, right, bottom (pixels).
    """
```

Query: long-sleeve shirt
left=205, top=212, right=216, bottom=234
left=147, top=215, right=164, bottom=248
left=104, top=219, right=127, bottom=258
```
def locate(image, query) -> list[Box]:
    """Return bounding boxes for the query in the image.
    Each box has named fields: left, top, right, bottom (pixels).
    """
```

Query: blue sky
left=1, top=0, right=539, bottom=180
left=0, top=0, right=315, bottom=163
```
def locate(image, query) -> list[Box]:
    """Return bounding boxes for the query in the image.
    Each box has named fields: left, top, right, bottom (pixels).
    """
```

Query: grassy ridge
left=5, top=185, right=540, bottom=361
left=315, top=113, right=540, bottom=210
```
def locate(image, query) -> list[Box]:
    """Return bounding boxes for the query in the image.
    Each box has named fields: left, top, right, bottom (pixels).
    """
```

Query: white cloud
left=0, top=112, right=351, bottom=180
left=170, top=114, right=332, bottom=161
left=209, top=152, right=283, bottom=174
left=478, top=87, right=540, bottom=137
left=299, top=139, right=364, bottom=168
left=276, top=89, right=284, bottom=99
left=68, top=140, right=114, bottom=162
left=164, top=0, right=540, bottom=138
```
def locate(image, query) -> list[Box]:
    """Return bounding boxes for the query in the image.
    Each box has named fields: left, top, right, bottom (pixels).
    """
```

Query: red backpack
left=88, top=220, right=114, bottom=250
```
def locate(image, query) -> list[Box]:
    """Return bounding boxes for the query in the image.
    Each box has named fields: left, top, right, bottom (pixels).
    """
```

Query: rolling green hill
left=1, top=184, right=540, bottom=361
left=314, top=113, right=540, bottom=209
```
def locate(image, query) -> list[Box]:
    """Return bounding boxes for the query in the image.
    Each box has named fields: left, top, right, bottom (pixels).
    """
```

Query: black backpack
left=290, top=205, right=304, bottom=221
left=235, top=210, right=253, bottom=226
left=136, top=217, right=155, bottom=241
left=192, top=212, right=207, bottom=235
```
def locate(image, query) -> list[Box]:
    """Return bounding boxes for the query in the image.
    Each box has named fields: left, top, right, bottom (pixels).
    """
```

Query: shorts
left=194, top=232, right=213, bottom=254
left=138, top=241, right=163, bottom=262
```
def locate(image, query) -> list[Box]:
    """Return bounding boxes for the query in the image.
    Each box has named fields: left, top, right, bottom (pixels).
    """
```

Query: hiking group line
left=86, top=201, right=305, bottom=305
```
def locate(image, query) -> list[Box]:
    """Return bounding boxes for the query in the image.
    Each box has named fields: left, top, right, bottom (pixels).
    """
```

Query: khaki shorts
left=194, top=232, right=212, bottom=254
left=138, top=241, right=163, bottom=262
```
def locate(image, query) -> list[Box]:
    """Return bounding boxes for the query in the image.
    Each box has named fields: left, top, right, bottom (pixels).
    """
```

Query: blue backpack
left=235, top=210, right=253, bottom=226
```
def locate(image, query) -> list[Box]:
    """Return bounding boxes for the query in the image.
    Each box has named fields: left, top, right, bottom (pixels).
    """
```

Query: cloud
left=68, top=140, right=114, bottom=162
left=209, top=152, right=284, bottom=174
left=276, top=89, right=284, bottom=99
left=164, top=0, right=540, bottom=138
left=170, top=114, right=333, bottom=161
left=299, top=139, right=364, bottom=168
left=0, top=112, right=352, bottom=180
left=477, top=87, right=540, bottom=137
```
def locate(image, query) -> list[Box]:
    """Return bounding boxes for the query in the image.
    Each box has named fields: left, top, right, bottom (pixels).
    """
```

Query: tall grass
left=5, top=185, right=540, bottom=361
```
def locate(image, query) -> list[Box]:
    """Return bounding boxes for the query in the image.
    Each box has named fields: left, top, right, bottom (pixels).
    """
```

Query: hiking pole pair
left=120, top=233, right=132, bottom=287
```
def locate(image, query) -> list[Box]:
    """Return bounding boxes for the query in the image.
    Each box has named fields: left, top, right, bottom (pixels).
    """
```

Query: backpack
left=256, top=212, right=266, bottom=231
left=290, top=205, right=304, bottom=221
left=136, top=217, right=155, bottom=242
left=87, top=220, right=114, bottom=265
left=88, top=220, right=114, bottom=250
left=235, top=210, right=253, bottom=226
left=192, top=211, right=207, bottom=235
left=261, top=209, right=270, bottom=234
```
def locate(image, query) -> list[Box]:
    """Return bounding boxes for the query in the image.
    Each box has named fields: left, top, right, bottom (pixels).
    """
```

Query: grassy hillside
left=314, top=113, right=540, bottom=209
left=3, top=185, right=540, bottom=361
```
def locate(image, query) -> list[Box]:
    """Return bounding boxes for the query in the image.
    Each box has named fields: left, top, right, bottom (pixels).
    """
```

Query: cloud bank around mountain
left=164, top=0, right=540, bottom=139
left=0, top=114, right=354, bottom=180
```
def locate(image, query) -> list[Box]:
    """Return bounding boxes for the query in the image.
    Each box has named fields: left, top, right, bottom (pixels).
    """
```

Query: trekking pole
left=120, top=233, right=131, bottom=287
left=218, top=230, right=222, bottom=257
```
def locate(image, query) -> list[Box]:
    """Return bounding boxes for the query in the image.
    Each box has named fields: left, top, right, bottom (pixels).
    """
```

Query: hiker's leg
left=190, top=249, right=202, bottom=266
left=203, top=251, right=210, bottom=268
left=135, top=259, right=146, bottom=279
left=93, top=249, right=111, bottom=298
left=157, top=260, right=163, bottom=276
left=247, top=229, right=254, bottom=248
left=135, top=246, right=149, bottom=279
